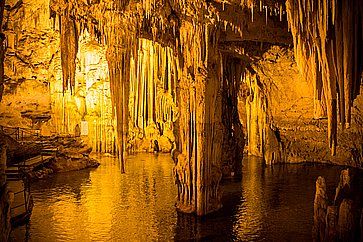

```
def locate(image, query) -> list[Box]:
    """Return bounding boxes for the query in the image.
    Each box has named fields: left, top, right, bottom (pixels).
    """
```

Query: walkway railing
left=0, top=125, right=40, bottom=142
left=6, top=157, right=33, bottom=227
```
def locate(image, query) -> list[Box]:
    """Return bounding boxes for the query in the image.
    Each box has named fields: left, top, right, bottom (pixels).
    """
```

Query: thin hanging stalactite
left=59, top=7, right=79, bottom=93
left=286, top=0, right=363, bottom=156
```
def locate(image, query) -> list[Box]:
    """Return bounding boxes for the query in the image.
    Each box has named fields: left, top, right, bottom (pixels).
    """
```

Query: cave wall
left=0, top=0, right=58, bottom=129
left=0, top=184, right=12, bottom=242
left=1, top=0, right=117, bottom=152
left=242, top=45, right=363, bottom=167
left=128, top=38, right=178, bottom=154
left=52, top=32, right=116, bottom=152
left=0, top=145, right=13, bottom=242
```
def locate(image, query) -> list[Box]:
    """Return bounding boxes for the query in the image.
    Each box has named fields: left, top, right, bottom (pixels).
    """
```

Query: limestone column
left=174, top=20, right=223, bottom=216
left=104, top=13, right=136, bottom=173
left=313, top=176, right=327, bottom=241
left=325, top=206, right=338, bottom=241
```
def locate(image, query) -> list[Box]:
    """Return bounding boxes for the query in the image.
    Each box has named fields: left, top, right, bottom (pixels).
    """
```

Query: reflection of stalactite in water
left=286, top=0, right=363, bottom=155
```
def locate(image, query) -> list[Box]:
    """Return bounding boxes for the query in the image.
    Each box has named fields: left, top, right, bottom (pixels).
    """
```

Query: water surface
left=11, top=154, right=343, bottom=241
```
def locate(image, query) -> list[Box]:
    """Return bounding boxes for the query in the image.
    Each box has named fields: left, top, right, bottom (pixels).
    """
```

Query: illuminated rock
left=325, top=206, right=338, bottom=241
left=313, top=176, right=327, bottom=241
left=0, top=0, right=362, bottom=219
left=338, top=199, right=356, bottom=241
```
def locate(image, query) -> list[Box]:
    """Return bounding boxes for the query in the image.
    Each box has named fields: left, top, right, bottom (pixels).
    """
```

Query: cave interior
left=0, top=0, right=363, bottom=240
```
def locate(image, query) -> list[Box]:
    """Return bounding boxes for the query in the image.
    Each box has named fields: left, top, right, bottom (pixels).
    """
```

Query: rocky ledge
left=313, top=168, right=363, bottom=241
left=23, top=137, right=100, bottom=180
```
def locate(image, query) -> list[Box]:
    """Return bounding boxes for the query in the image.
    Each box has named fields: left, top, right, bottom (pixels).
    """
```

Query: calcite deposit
left=0, top=0, right=362, bottom=219
left=313, top=169, right=363, bottom=241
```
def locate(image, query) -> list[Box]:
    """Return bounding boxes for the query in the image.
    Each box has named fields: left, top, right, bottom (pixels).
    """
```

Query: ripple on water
left=10, top=155, right=344, bottom=241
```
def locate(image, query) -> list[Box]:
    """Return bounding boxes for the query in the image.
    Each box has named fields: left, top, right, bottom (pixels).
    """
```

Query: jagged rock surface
left=313, top=169, right=363, bottom=241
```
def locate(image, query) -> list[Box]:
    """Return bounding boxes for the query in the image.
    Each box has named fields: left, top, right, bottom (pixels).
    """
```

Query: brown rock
left=338, top=199, right=355, bottom=241
left=0, top=185, right=13, bottom=241
left=313, top=176, right=327, bottom=241
left=334, top=169, right=354, bottom=206
left=0, top=145, right=6, bottom=186
left=50, top=156, right=100, bottom=173
left=325, top=205, right=338, bottom=242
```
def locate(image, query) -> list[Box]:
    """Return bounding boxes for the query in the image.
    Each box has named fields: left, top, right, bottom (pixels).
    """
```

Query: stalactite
left=221, top=55, right=245, bottom=177
left=127, top=39, right=179, bottom=152
left=244, top=69, right=283, bottom=165
left=102, top=9, right=137, bottom=172
left=286, top=0, right=363, bottom=155
left=59, top=9, right=79, bottom=93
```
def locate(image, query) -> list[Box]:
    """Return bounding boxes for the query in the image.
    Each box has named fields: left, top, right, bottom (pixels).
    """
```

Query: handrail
left=0, top=124, right=40, bottom=141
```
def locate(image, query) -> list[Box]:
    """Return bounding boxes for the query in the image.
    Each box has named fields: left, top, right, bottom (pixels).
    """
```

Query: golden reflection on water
left=19, top=153, right=177, bottom=241
left=233, top=156, right=264, bottom=241
left=10, top=154, right=344, bottom=241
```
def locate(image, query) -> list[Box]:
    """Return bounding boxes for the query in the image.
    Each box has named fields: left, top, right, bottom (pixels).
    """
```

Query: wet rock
left=338, top=199, right=356, bottom=241
left=20, top=137, right=100, bottom=180
left=315, top=169, right=363, bottom=242
left=158, top=136, right=173, bottom=153
left=264, top=125, right=283, bottom=165
left=334, top=169, right=354, bottom=206
left=325, top=205, right=338, bottom=241
left=0, top=184, right=13, bottom=242
left=49, top=156, right=100, bottom=173
left=313, top=176, right=327, bottom=241
left=27, top=167, right=54, bottom=180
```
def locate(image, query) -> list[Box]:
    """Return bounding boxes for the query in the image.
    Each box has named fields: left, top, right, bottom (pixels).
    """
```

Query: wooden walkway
left=6, top=153, right=56, bottom=227
left=2, top=124, right=59, bottom=226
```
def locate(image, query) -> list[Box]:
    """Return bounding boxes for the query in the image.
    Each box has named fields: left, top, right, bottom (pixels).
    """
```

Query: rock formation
left=313, top=176, right=328, bottom=241
left=0, top=0, right=361, bottom=217
left=23, top=137, right=100, bottom=180
left=0, top=184, right=13, bottom=242
left=313, top=169, right=363, bottom=241
left=0, top=144, right=13, bottom=242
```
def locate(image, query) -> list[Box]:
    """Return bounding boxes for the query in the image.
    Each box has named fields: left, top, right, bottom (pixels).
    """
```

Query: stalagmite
left=244, top=70, right=282, bottom=165
left=313, top=176, right=327, bottom=241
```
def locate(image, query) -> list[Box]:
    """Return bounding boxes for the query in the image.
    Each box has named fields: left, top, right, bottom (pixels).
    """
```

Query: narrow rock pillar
left=325, top=205, right=338, bottom=241
left=174, top=20, right=223, bottom=216
left=313, top=176, right=327, bottom=241
left=338, top=199, right=356, bottom=241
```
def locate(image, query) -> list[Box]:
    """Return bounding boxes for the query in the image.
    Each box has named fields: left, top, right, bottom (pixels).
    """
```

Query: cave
left=0, top=0, right=362, bottom=241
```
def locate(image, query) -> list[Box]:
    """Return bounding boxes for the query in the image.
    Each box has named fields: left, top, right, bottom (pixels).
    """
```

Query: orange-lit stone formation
left=0, top=1, right=362, bottom=239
